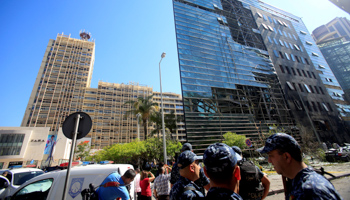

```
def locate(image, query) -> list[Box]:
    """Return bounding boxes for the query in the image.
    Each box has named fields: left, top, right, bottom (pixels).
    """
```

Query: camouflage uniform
left=206, top=187, right=242, bottom=200
left=286, top=167, right=342, bottom=200
left=169, top=176, right=204, bottom=200
left=203, top=143, right=243, bottom=200
left=259, top=133, right=343, bottom=200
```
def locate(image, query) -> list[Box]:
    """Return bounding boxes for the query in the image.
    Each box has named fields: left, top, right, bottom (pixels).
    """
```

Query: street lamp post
left=159, top=52, right=167, bottom=164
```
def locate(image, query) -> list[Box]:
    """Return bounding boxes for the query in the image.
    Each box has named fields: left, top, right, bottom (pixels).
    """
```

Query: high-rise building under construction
left=173, top=0, right=350, bottom=153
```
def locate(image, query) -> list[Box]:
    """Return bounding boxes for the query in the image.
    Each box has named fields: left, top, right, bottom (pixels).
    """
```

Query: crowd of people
left=99, top=133, right=344, bottom=200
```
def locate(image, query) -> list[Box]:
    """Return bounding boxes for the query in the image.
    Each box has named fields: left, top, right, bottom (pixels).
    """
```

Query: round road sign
left=62, top=112, right=92, bottom=140
left=245, top=138, right=252, bottom=147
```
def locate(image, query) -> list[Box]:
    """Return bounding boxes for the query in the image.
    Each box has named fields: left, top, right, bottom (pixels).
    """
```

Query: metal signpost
left=61, top=112, right=92, bottom=200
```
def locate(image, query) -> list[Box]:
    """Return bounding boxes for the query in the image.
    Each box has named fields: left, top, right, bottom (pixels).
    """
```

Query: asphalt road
left=266, top=176, right=350, bottom=200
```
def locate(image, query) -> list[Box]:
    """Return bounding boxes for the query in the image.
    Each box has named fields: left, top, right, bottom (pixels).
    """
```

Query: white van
left=5, top=164, right=134, bottom=200
left=0, top=168, right=44, bottom=200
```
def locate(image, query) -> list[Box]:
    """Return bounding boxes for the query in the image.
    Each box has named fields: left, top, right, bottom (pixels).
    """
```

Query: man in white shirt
left=134, top=168, right=141, bottom=200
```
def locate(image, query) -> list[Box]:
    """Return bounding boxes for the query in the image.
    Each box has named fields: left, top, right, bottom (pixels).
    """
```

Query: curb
left=267, top=172, right=350, bottom=196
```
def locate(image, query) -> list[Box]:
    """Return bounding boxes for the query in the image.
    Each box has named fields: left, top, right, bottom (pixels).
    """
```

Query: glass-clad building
left=173, top=0, right=350, bottom=153
left=173, top=0, right=296, bottom=153
left=319, top=38, right=350, bottom=105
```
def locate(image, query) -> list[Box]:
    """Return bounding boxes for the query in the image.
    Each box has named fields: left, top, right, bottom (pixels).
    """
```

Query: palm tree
left=125, top=95, right=158, bottom=140
left=150, top=110, right=180, bottom=139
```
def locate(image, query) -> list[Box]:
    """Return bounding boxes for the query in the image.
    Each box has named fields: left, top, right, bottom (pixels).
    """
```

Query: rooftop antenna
left=79, top=29, right=91, bottom=40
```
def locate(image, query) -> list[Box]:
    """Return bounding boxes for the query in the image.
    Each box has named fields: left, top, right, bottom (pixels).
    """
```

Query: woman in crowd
left=140, top=170, right=155, bottom=200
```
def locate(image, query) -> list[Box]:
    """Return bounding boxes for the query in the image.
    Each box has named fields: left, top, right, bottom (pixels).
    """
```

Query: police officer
left=259, top=133, right=343, bottom=200
left=169, top=150, right=204, bottom=200
left=203, top=143, right=243, bottom=199
left=170, top=143, right=210, bottom=193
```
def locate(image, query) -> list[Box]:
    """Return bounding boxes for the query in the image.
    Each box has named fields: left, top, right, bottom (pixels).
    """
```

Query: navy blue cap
left=181, top=143, right=192, bottom=151
left=258, top=133, right=300, bottom=154
left=177, top=150, right=201, bottom=169
left=231, top=146, right=242, bottom=155
left=203, top=143, right=240, bottom=173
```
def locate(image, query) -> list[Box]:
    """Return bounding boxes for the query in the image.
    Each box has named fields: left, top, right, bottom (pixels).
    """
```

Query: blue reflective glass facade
left=173, top=0, right=350, bottom=150
left=173, top=0, right=295, bottom=153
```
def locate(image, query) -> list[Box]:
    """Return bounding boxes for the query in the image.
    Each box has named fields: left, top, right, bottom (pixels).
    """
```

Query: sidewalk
left=264, top=162, right=350, bottom=196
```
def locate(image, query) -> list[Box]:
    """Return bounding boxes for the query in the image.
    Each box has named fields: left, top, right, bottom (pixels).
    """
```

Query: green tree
left=75, top=142, right=90, bottom=161
left=222, top=132, right=247, bottom=150
left=125, top=95, right=158, bottom=140
left=150, top=111, right=162, bottom=138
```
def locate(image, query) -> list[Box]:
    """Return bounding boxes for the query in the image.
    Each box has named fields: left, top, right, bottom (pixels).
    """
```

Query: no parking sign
left=245, top=138, right=252, bottom=147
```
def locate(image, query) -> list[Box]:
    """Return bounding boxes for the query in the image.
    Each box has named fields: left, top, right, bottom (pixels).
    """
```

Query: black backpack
left=239, top=160, right=264, bottom=199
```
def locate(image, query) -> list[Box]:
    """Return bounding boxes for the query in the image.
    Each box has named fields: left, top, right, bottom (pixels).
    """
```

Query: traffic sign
left=245, top=138, right=252, bottom=147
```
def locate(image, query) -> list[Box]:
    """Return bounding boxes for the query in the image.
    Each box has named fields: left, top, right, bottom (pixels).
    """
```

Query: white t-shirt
left=134, top=173, right=141, bottom=193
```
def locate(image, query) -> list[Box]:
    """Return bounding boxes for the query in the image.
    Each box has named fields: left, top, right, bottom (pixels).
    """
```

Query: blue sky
left=0, top=0, right=349, bottom=127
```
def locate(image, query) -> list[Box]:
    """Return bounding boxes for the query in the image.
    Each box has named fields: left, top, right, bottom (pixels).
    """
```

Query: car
left=5, top=164, right=134, bottom=200
left=337, top=147, right=350, bottom=162
left=0, top=168, right=44, bottom=200
left=325, top=148, right=350, bottom=162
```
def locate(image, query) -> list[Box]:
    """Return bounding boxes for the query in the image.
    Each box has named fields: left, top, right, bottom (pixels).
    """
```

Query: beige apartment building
left=22, top=32, right=95, bottom=132
left=152, top=92, right=186, bottom=141
left=21, top=33, right=185, bottom=150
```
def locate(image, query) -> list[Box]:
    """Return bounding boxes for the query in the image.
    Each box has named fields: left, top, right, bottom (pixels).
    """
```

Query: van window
left=12, top=178, right=53, bottom=200
left=14, top=171, right=44, bottom=186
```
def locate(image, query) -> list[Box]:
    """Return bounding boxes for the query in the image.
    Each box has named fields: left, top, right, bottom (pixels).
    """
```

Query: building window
left=327, top=103, right=333, bottom=111
left=304, top=84, right=311, bottom=93
left=262, top=23, right=268, bottom=30
left=293, top=34, right=297, bottom=40
left=257, top=12, right=263, bottom=18
left=309, top=85, right=314, bottom=93
left=314, top=86, right=319, bottom=94
left=268, top=16, right=273, bottom=23
left=263, top=15, right=268, bottom=21
left=278, top=29, right=283, bottom=36
left=295, top=55, right=301, bottom=63
left=285, top=66, right=291, bottom=74
left=283, top=21, right=289, bottom=27
left=298, top=83, right=304, bottom=92
left=290, top=54, right=295, bottom=61
left=287, top=81, right=295, bottom=90
left=319, top=87, right=324, bottom=94
left=273, top=38, right=279, bottom=45
left=305, top=41, right=313, bottom=45
left=304, top=58, right=309, bottom=65
left=311, top=72, right=316, bottom=79
left=305, top=101, right=312, bottom=111
left=307, top=71, right=312, bottom=78
left=312, top=52, right=319, bottom=57
left=333, top=92, right=342, bottom=97
left=297, top=69, right=302, bottom=76
left=325, top=78, right=333, bottom=82
left=289, top=43, right=294, bottom=49
left=294, top=100, right=303, bottom=110
left=279, top=65, right=285, bottom=73
left=317, top=102, right=323, bottom=111
left=300, top=30, right=307, bottom=35
left=279, top=51, right=284, bottom=59
left=291, top=68, right=296, bottom=75
left=273, top=18, right=277, bottom=24
left=285, top=53, right=290, bottom=60
left=302, top=70, right=307, bottom=77
left=294, top=44, right=300, bottom=51
left=322, top=103, right=329, bottom=111
left=268, top=36, right=273, bottom=43
left=273, top=50, right=279, bottom=57
left=284, top=41, right=289, bottom=48
left=279, top=40, right=284, bottom=46
left=0, top=134, right=24, bottom=156
left=277, top=19, right=284, bottom=25
left=318, top=64, right=326, bottom=69
left=267, top=25, right=274, bottom=31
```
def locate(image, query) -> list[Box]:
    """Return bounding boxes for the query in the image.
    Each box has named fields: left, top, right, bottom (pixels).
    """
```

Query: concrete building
left=172, top=0, right=350, bottom=153
left=329, top=0, right=350, bottom=15
left=312, top=17, right=350, bottom=43
left=152, top=92, right=186, bottom=141
left=0, top=127, right=72, bottom=169
left=22, top=32, right=95, bottom=132
left=21, top=33, right=184, bottom=150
